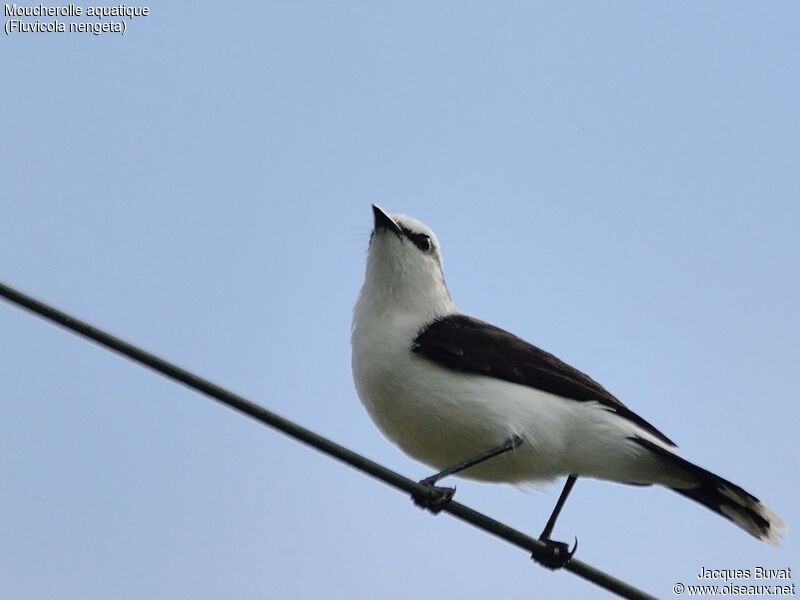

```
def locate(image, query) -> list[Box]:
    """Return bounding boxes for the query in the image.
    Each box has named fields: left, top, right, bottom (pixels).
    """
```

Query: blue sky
left=1, top=3, right=798, bottom=598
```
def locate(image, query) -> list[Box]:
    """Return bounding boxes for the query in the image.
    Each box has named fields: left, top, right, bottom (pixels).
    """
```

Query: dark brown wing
left=412, top=314, right=675, bottom=447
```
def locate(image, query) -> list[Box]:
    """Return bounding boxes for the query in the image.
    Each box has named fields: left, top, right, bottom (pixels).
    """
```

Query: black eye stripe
left=398, top=225, right=432, bottom=252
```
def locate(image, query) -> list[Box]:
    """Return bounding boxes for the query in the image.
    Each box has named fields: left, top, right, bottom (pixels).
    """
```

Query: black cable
left=0, top=281, right=659, bottom=600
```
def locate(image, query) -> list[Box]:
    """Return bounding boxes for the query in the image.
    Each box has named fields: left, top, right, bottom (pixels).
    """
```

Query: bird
left=351, top=204, right=785, bottom=564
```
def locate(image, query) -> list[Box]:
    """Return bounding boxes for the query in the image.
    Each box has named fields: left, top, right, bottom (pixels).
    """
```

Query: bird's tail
left=630, top=436, right=786, bottom=545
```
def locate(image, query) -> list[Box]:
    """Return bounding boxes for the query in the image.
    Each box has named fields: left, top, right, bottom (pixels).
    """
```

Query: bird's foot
left=412, top=479, right=456, bottom=514
left=532, top=536, right=578, bottom=570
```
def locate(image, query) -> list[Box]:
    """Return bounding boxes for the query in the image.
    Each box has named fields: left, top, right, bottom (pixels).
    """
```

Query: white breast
left=351, top=306, right=580, bottom=483
left=352, top=304, right=683, bottom=487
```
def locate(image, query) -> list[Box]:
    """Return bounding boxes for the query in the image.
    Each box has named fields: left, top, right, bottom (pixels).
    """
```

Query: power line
left=0, top=281, right=659, bottom=600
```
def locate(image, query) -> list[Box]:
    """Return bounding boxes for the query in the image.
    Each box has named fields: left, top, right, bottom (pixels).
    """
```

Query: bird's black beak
left=372, top=204, right=402, bottom=236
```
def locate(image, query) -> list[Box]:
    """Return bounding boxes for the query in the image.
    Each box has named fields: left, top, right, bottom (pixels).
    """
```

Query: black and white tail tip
left=632, top=437, right=787, bottom=545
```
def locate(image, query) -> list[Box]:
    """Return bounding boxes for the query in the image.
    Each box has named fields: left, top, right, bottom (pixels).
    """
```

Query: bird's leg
left=421, top=434, right=524, bottom=486
left=412, top=435, right=524, bottom=513
left=532, top=474, right=579, bottom=570
left=540, top=474, right=577, bottom=540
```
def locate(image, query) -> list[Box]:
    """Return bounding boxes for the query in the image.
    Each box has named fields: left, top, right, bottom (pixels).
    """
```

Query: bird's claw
left=532, top=536, right=578, bottom=570
left=412, top=482, right=456, bottom=514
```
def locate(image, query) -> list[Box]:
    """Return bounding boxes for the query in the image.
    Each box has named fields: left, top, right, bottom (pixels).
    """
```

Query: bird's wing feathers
left=412, top=314, right=675, bottom=447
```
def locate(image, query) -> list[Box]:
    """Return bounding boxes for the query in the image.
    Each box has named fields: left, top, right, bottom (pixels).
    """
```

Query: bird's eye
left=398, top=224, right=434, bottom=253
left=412, top=233, right=433, bottom=252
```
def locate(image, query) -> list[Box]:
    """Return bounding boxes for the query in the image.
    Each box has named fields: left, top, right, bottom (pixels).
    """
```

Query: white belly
left=352, top=320, right=573, bottom=482
left=351, top=313, right=679, bottom=486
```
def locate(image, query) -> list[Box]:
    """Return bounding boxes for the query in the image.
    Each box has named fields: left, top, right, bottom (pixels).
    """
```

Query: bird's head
left=358, top=204, right=454, bottom=319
